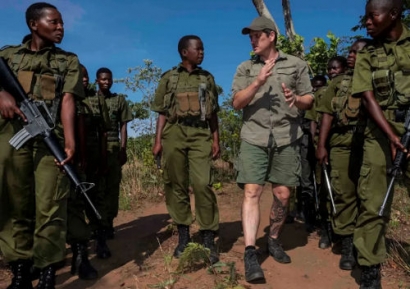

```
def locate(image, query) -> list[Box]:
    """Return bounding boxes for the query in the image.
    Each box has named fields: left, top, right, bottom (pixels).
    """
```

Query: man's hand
left=256, top=58, right=276, bottom=86
left=282, top=83, right=298, bottom=108
left=54, top=145, right=75, bottom=169
left=316, top=145, right=328, bottom=165
left=389, top=134, right=406, bottom=160
left=152, top=141, right=162, bottom=159
left=0, top=90, right=26, bottom=121
left=212, top=141, right=220, bottom=160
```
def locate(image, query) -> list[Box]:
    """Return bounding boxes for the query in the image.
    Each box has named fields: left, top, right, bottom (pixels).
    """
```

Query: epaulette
left=161, top=66, right=178, bottom=78
left=0, top=44, right=20, bottom=51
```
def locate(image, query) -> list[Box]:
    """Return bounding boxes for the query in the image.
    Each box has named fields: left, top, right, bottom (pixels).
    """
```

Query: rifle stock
left=0, top=57, right=101, bottom=220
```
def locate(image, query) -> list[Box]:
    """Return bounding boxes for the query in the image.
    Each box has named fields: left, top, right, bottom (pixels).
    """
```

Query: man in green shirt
left=351, top=0, right=408, bottom=287
left=232, top=16, right=314, bottom=283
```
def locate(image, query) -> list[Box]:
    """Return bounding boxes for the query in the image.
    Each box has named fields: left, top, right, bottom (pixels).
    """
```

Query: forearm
left=309, top=121, right=317, bottom=142
left=317, top=113, right=333, bottom=149
left=61, top=93, right=76, bottom=149
left=208, top=112, right=220, bottom=143
left=120, top=122, right=128, bottom=149
left=154, top=113, right=167, bottom=143
left=232, top=80, right=263, bottom=110
left=362, top=91, right=396, bottom=138
left=295, top=94, right=314, bottom=110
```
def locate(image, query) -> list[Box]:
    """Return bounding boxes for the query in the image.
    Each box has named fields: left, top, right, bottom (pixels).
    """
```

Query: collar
left=252, top=50, right=287, bottom=64
left=176, top=63, right=203, bottom=72
left=20, top=40, right=56, bottom=53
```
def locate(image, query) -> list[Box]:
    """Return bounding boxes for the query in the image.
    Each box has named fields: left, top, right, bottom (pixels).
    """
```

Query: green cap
left=242, top=16, right=276, bottom=35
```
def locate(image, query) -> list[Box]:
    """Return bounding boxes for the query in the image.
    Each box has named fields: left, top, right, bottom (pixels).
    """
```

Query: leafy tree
left=218, top=95, right=242, bottom=163
left=304, top=32, right=341, bottom=76
left=116, top=59, right=162, bottom=135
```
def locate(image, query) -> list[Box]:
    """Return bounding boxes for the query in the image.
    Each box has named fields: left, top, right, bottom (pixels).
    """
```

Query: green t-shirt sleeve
left=304, top=107, right=317, bottom=121
left=63, top=54, right=85, bottom=100
left=317, top=81, right=337, bottom=115
left=295, top=60, right=314, bottom=97
left=119, top=95, right=133, bottom=123
left=352, top=49, right=373, bottom=95
left=151, top=72, right=170, bottom=113
left=207, top=73, right=219, bottom=113
left=0, top=46, right=18, bottom=91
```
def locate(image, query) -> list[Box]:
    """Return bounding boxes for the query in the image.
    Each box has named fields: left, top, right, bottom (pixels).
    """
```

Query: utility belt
left=176, top=117, right=208, bottom=129
left=332, top=125, right=365, bottom=135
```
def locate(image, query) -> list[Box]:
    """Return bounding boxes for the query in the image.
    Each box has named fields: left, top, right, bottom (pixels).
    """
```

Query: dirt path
left=0, top=185, right=408, bottom=289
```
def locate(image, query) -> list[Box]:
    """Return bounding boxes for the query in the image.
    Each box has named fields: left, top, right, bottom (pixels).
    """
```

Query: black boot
left=36, top=265, right=56, bottom=289
left=244, top=248, right=265, bottom=282
left=201, top=230, right=219, bottom=265
left=173, top=225, right=191, bottom=258
left=267, top=237, right=291, bottom=264
left=360, top=264, right=382, bottom=289
left=95, top=229, right=111, bottom=259
left=339, top=235, right=356, bottom=270
left=71, top=242, right=98, bottom=280
left=7, top=260, right=33, bottom=289
left=318, top=222, right=332, bottom=249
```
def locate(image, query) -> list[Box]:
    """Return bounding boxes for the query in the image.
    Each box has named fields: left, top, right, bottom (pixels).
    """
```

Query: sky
left=0, top=0, right=366, bottom=105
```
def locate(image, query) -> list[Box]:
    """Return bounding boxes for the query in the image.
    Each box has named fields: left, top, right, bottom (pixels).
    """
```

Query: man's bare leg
left=270, top=185, right=291, bottom=238
left=267, top=184, right=291, bottom=263
left=242, top=184, right=264, bottom=246
left=242, top=183, right=265, bottom=282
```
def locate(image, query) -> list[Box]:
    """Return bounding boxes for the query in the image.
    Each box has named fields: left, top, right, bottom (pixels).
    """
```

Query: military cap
left=242, top=16, right=277, bottom=34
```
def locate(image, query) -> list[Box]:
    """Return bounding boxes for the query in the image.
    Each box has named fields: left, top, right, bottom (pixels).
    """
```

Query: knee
left=273, top=186, right=291, bottom=203
left=244, top=187, right=262, bottom=202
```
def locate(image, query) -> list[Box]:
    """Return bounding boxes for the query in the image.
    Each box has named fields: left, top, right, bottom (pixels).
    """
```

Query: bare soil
left=1, top=184, right=409, bottom=289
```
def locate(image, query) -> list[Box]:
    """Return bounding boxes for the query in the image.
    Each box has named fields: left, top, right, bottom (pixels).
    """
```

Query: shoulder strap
left=168, top=67, right=180, bottom=93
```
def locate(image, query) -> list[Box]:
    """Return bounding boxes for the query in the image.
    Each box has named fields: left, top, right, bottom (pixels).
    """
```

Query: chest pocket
left=394, top=69, right=410, bottom=105
left=372, top=69, right=394, bottom=107
left=276, top=66, right=297, bottom=91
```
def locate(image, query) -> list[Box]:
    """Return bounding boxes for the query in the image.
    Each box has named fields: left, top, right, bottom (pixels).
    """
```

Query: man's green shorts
left=236, top=139, right=301, bottom=188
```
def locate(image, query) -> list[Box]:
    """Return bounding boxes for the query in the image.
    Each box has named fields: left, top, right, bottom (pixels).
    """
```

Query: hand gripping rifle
left=0, top=57, right=101, bottom=220
left=322, top=163, right=337, bottom=214
left=379, top=109, right=410, bottom=216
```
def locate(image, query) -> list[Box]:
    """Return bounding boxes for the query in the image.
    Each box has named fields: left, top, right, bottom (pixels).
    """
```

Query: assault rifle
left=322, top=163, right=337, bottom=214
left=379, top=109, right=410, bottom=216
left=0, top=57, right=101, bottom=220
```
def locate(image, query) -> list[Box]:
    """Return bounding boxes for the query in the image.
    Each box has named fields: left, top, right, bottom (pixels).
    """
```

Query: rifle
left=379, top=109, right=410, bottom=216
left=199, top=83, right=207, bottom=121
left=312, top=170, right=319, bottom=210
left=155, top=154, right=161, bottom=169
left=0, top=57, right=101, bottom=220
left=322, top=163, right=337, bottom=214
